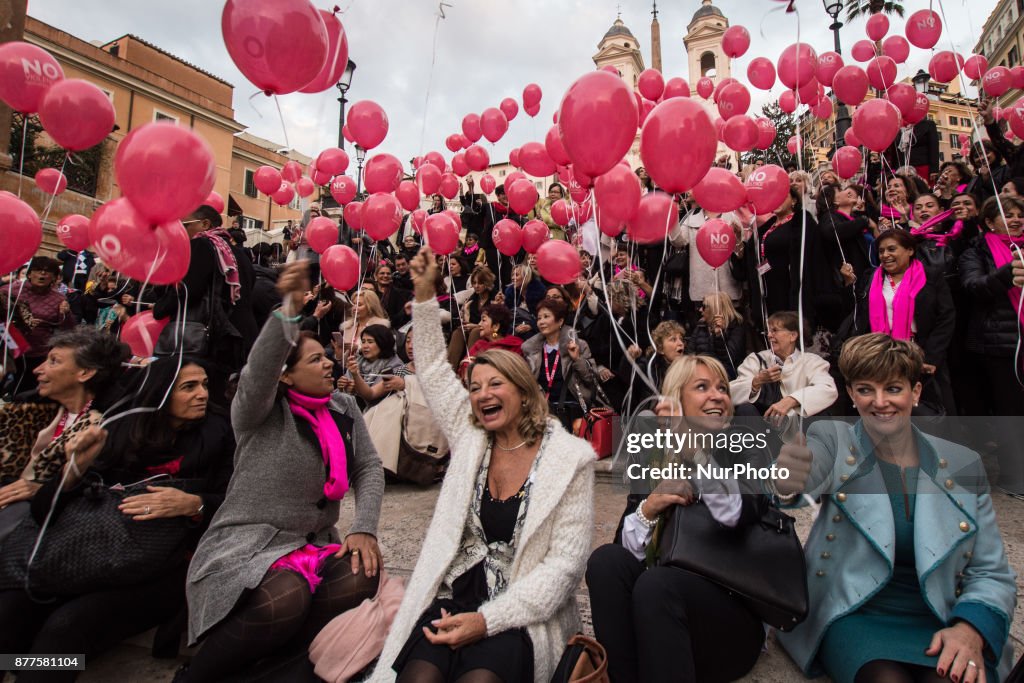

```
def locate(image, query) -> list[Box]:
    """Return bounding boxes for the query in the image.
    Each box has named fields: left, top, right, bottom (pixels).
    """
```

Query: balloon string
left=418, top=5, right=447, bottom=155
left=16, top=116, right=28, bottom=198
left=38, top=153, right=69, bottom=226
left=272, top=95, right=291, bottom=153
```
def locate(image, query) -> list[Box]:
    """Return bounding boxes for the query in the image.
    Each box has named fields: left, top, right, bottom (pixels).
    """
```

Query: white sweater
left=730, top=350, right=838, bottom=417
left=370, top=299, right=596, bottom=683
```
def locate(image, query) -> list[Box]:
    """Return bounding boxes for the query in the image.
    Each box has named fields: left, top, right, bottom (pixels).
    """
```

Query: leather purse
left=573, top=408, right=617, bottom=459
left=550, top=634, right=609, bottom=683
left=752, top=353, right=784, bottom=414
left=657, top=501, right=808, bottom=631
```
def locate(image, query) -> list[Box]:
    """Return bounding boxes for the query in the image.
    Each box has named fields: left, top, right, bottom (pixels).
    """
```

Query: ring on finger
left=144, top=505, right=151, bottom=515
left=967, top=661, right=977, bottom=668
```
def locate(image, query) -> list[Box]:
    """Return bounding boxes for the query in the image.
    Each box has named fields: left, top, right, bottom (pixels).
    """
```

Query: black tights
left=187, top=554, right=378, bottom=683
left=855, top=660, right=947, bottom=683
left=397, top=660, right=504, bottom=683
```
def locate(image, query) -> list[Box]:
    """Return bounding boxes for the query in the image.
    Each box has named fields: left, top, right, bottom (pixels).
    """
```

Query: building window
left=244, top=169, right=257, bottom=198
left=154, top=110, right=178, bottom=124
left=948, top=132, right=959, bottom=146
left=948, top=115, right=958, bottom=126
left=624, top=42, right=630, bottom=48
left=289, top=195, right=301, bottom=211
left=700, top=52, right=717, bottom=78
left=1010, top=45, right=1020, bottom=67
left=241, top=216, right=263, bottom=231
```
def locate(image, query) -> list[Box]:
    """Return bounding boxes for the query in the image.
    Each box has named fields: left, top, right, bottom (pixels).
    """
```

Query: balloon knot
left=333, top=5, right=341, bottom=14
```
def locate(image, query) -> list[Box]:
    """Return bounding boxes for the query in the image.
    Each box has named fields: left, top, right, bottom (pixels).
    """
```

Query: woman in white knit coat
left=371, top=247, right=596, bottom=683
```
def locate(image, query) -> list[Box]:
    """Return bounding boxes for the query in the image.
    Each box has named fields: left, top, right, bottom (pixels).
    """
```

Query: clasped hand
left=423, top=608, right=487, bottom=649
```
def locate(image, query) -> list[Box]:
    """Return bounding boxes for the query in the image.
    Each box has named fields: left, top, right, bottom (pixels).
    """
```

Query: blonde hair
left=652, top=321, right=686, bottom=355
left=838, top=333, right=924, bottom=386
left=701, top=292, right=742, bottom=327
left=789, top=170, right=815, bottom=195
left=660, top=354, right=733, bottom=417
left=466, top=349, right=549, bottom=444
left=355, top=289, right=387, bottom=321
left=512, top=264, right=534, bottom=286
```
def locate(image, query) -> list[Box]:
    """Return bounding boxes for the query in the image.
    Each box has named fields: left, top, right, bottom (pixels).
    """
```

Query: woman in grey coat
left=181, top=262, right=386, bottom=682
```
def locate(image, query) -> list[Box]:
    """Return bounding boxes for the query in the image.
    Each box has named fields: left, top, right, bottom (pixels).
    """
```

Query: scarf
left=491, top=201, right=509, bottom=215
left=984, top=232, right=1024, bottom=332
left=868, top=259, right=927, bottom=339
left=286, top=389, right=349, bottom=500
left=910, top=209, right=960, bottom=249
left=196, top=229, right=241, bottom=304
left=463, top=244, right=480, bottom=256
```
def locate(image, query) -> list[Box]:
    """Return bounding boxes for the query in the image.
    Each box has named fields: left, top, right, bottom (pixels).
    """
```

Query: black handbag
left=0, top=473, right=191, bottom=597
left=657, top=501, right=808, bottom=631
left=155, top=275, right=237, bottom=357
left=752, top=353, right=784, bottom=414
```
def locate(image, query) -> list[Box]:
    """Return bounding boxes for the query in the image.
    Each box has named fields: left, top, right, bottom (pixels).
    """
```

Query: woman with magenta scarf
left=181, top=261, right=385, bottom=682
left=849, top=229, right=956, bottom=414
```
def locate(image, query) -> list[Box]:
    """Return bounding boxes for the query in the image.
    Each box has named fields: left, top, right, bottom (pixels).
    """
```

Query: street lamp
left=355, top=144, right=366, bottom=197
left=336, top=59, right=357, bottom=150
left=822, top=0, right=844, bottom=53
left=823, top=0, right=851, bottom=148
left=913, top=69, right=931, bottom=95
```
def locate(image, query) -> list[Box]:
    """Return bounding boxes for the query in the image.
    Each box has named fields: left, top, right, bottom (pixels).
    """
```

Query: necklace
left=494, top=438, right=528, bottom=451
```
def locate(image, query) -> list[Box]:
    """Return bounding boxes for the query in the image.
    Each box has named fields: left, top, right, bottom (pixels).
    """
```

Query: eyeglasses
left=182, top=219, right=204, bottom=226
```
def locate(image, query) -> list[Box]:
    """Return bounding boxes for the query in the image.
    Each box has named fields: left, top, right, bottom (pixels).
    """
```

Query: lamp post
left=355, top=144, right=366, bottom=198
left=336, top=59, right=356, bottom=150
left=823, top=0, right=851, bottom=148
left=912, top=68, right=931, bottom=96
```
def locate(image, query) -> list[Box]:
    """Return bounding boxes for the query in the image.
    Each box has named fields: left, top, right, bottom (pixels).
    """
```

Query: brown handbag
left=550, top=634, right=610, bottom=683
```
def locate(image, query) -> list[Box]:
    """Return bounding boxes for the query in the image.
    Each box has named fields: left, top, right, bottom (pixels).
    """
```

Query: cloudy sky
left=27, top=0, right=1000, bottom=169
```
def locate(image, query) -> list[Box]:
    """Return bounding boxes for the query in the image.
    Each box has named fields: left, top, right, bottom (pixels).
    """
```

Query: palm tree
left=844, top=0, right=904, bottom=22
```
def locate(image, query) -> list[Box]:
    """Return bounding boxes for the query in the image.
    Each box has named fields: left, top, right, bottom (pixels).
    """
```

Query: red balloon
left=851, top=40, right=876, bottom=63
left=348, top=100, right=389, bottom=150
left=35, top=168, right=67, bottom=195
left=451, top=152, right=470, bottom=177
left=640, top=98, right=716, bottom=193
left=523, top=83, right=542, bottom=108
left=363, top=153, right=403, bottom=194
left=696, top=77, right=714, bottom=99
left=692, top=168, right=746, bottom=213
left=445, top=134, right=462, bottom=153
left=519, top=141, right=557, bottom=177
left=557, top=71, right=638, bottom=179
left=120, top=311, right=169, bottom=358
left=444, top=208, right=462, bottom=231
left=462, top=113, right=482, bottom=143
left=745, top=164, right=789, bottom=213
left=983, top=66, right=1013, bottom=97
left=881, top=35, right=910, bottom=64
left=844, top=128, right=861, bottom=147
left=816, top=51, right=844, bottom=87
left=723, top=116, right=759, bottom=152
left=507, top=179, right=539, bottom=215
left=0, top=42, right=64, bottom=114
left=906, top=9, right=942, bottom=50
left=205, top=191, right=226, bottom=214
left=312, top=169, right=332, bottom=186
left=465, top=144, right=490, bottom=173
left=812, top=97, right=833, bottom=121
left=500, top=97, right=519, bottom=121
left=254, top=166, right=282, bottom=195
left=396, top=181, right=420, bottom=212
left=535, top=240, right=581, bottom=285
left=318, top=148, right=349, bottom=176
left=787, top=135, right=803, bottom=156
left=272, top=184, right=295, bottom=206
left=480, top=174, right=496, bottom=194
left=360, top=193, right=402, bottom=241
left=492, top=219, right=524, bottom=256
left=852, top=99, right=901, bottom=152
left=295, top=177, right=316, bottom=198
left=712, top=77, right=738, bottom=103
left=597, top=208, right=626, bottom=237
left=866, top=13, right=889, bottom=41
left=321, top=244, right=360, bottom=290
left=88, top=199, right=189, bottom=284
left=550, top=199, right=571, bottom=227
left=297, top=9, right=349, bottom=94
left=0, top=194, right=41, bottom=273
left=572, top=201, right=593, bottom=226
left=638, top=69, right=665, bottom=101
left=221, top=0, right=328, bottom=95
left=594, top=164, right=641, bottom=222
left=306, top=216, right=339, bottom=253
left=1011, top=66, right=1024, bottom=90
left=343, top=201, right=363, bottom=230
left=716, top=81, right=750, bottom=120
left=38, top=79, right=114, bottom=152
left=866, top=56, right=897, bottom=91
left=755, top=118, right=777, bottom=150
left=747, top=57, right=776, bottom=90
left=438, top=173, right=460, bottom=200
left=663, top=77, right=690, bottom=99
left=330, top=176, right=357, bottom=205
left=505, top=171, right=527, bottom=189
left=777, top=43, right=818, bottom=90
left=832, top=65, right=869, bottom=106
left=722, top=25, right=751, bottom=58
left=56, top=214, right=90, bottom=251
left=480, top=107, right=509, bottom=144
left=779, top=90, right=797, bottom=113
left=280, top=161, right=302, bottom=184
left=342, top=125, right=354, bottom=144
left=695, top=219, right=734, bottom=268
left=545, top=126, right=571, bottom=166
left=423, top=213, right=459, bottom=255
left=524, top=102, right=541, bottom=118
left=929, top=51, right=964, bottom=84
left=1009, top=104, right=1024, bottom=139
left=411, top=209, right=427, bottom=233
left=627, top=193, right=678, bottom=245
left=416, top=165, right=442, bottom=195
left=522, top=220, right=549, bottom=253
left=115, top=122, right=216, bottom=224
left=832, top=146, right=863, bottom=180
left=904, top=93, right=930, bottom=125
left=964, top=55, right=989, bottom=81
left=886, top=83, right=918, bottom=118
left=424, top=151, right=446, bottom=171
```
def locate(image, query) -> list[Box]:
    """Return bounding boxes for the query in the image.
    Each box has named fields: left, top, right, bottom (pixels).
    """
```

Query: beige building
left=974, top=0, right=1024, bottom=108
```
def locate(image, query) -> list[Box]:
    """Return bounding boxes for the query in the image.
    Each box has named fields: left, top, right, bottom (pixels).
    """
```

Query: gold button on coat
left=821, top=552, right=831, bottom=559
left=840, top=474, right=849, bottom=482
left=826, top=534, right=836, bottom=541
left=938, top=459, right=948, bottom=468
left=945, top=479, right=955, bottom=490
left=836, top=493, right=847, bottom=502
left=832, top=514, right=842, bottom=523
left=846, top=456, right=856, bottom=465
left=816, top=570, right=826, bottom=577
left=959, top=522, right=970, bottom=532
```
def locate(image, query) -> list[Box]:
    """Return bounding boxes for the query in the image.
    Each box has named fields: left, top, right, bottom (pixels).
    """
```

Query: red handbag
left=573, top=408, right=617, bottom=459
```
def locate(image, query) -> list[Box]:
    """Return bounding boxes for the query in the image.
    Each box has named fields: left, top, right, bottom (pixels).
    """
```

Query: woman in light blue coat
left=774, top=334, right=1016, bottom=683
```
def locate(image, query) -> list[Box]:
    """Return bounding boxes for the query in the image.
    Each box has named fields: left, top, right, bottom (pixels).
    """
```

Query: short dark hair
left=361, top=324, right=396, bottom=359
left=193, top=205, right=223, bottom=228
left=49, top=327, right=129, bottom=393
left=981, top=195, right=1024, bottom=225
left=875, top=229, right=919, bottom=255
left=536, top=296, right=568, bottom=323
left=27, top=256, right=60, bottom=276
left=481, top=303, right=512, bottom=335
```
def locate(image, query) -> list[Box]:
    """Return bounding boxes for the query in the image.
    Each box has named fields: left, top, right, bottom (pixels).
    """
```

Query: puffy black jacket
left=687, top=320, right=747, bottom=379
left=958, top=237, right=1021, bottom=356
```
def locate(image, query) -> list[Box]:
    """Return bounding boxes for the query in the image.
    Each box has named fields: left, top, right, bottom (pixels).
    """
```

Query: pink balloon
left=0, top=194, right=41, bottom=273
left=500, top=97, right=519, bottom=121
left=929, top=51, right=964, bottom=84
left=524, top=102, right=541, bottom=118
left=38, top=79, right=115, bottom=151
left=851, top=40, right=876, bottom=63
left=572, top=201, right=593, bottom=226
left=866, top=56, right=897, bottom=91
left=722, top=25, right=751, bottom=58
left=755, top=118, right=776, bottom=150
left=254, top=166, right=282, bottom=195
left=523, top=83, right=542, bottom=108
left=905, top=9, right=942, bottom=50
left=363, top=153, right=403, bottom=194
left=445, top=134, right=462, bottom=153
left=697, top=77, right=715, bottom=100
left=518, top=141, right=556, bottom=177
left=844, top=128, right=861, bottom=147
left=343, top=201, right=363, bottom=230
left=777, top=43, right=818, bottom=90
left=416, top=165, right=442, bottom=196
left=35, top=168, right=67, bottom=195
left=852, top=99, right=901, bottom=152
left=1009, top=104, right=1024, bottom=139
left=964, top=54, right=989, bottom=81
left=816, top=51, right=844, bottom=87
left=424, top=151, right=446, bottom=171
left=205, top=191, right=226, bottom=214
left=597, top=208, right=626, bottom=237
left=410, top=209, right=427, bottom=233
left=831, top=146, right=864, bottom=180
left=904, top=93, right=930, bottom=125
left=342, top=125, right=354, bottom=144
left=881, top=35, right=910, bottom=64
left=360, top=193, right=402, bottom=241
left=88, top=199, right=189, bottom=284
left=723, top=116, right=759, bottom=152
left=505, top=171, right=527, bottom=189
left=0, top=42, right=64, bottom=114
left=812, top=97, right=833, bottom=121
left=280, top=161, right=301, bottom=184
left=437, top=173, right=459, bottom=200
left=692, top=168, right=746, bottom=214
left=745, top=164, right=789, bottom=213
left=479, top=174, right=496, bottom=194
left=712, top=77, right=738, bottom=103
left=348, top=100, right=389, bottom=150
left=509, top=148, right=521, bottom=169
left=714, top=117, right=726, bottom=142
left=480, top=107, right=509, bottom=144
left=297, top=8, right=349, bottom=94
left=638, top=69, right=665, bottom=101
left=797, top=78, right=824, bottom=106
left=594, top=163, right=641, bottom=222
left=120, top=311, right=169, bottom=358
left=866, top=13, right=889, bottom=41
left=464, top=144, right=490, bottom=173
left=695, top=219, right=734, bottom=268
left=396, top=180, right=421, bottom=212
left=115, top=122, right=216, bottom=224
left=320, top=244, right=361, bottom=290
left=462, top=113, right=482, bottom=143
left=295, top=177, right=316, bottom=198
left=544, top=126, right=571, bottom=166
left=549, top=199, right=571, bottom=227
left=330, top=175, right=357, bottom=205
left=779, top=90, right=797, bottom=114
left=787, top=135, right=803, bottom=156
left=306, top=216, right=339, bottom=253
left=983, top=66, right=1013, bottom=97
left=522, top=220, right=549, bottom=253
left=444, top=208, right=462, bottom=231
left=1012, top=66, right=1024, bottom=90
left=886, top=83, right=918, bottom=118
left=557, top=71, right=637, bottom=178
left=628, top=192, right=678, bottom=245
left=272, top=184, right=295, bottom=206
left=832, top=65, right=869, bottom=106
left=221, top=0, right=328, bottom=95
left=492, top=219, right=524, bottom=256
left=663, top=77, right=690, bottom=99
left=716, top=81, right=750, bottom=120
left=56, top=214, right=90, bottom=251
left=423, top=213, right=459, bottom=255
left=507, top=179, right=540, bottom=215
left=312, top=169, right=332, bottom=186
left=535, top=240, right=581, bottom=285
left=747, top=57, right=776, bottom=90
left=640, top=98, right=716, bottom=193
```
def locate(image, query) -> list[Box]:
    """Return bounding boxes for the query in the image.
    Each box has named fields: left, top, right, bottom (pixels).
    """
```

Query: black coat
left=250, top=263, right=279, bottom=330
left=687, top=320, right=747, bottom=379
left=958, top=237, right=1022, bottom=356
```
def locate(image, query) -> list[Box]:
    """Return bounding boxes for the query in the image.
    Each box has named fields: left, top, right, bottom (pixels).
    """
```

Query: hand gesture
left=59, top=300, right=70, bottom=315
left=753, top=364, right=782, bottom=390
left=0, top=478, right=43, bottom=509
left=120, top=486, right=203, bottom=520
left=276, top=261, right=311, bottom=313
left=336, top=376, right=355, bottom=393
left=410, top=246, right=440, bottom=302
left=346, top=351, right=360, bottom=377
left=337, top=532, right=382, bottom=578
left=567, top=338, right=580, bottom=361
left=381, top=375, right=406, bottom=392
left=644, top=479, right=698, bottom=517
left=712, top=314, right=725, bottom=333
left=764, top=396, right=799, bottom=420
left=65, top=424, right=108, bottom=475
left=1012, top=253, right=1024, bottom=287
left=493, top=291, right=505, bottom=305
left=423, top=608, right=487, bottom=649
left=466, top=176, right=475, bottom=189
left=627, top=344, right=642, bottom=359
left=314, top=299, right=332, bottom=319
left=840, top=262, right=856, bottom=287
left=925, top=622, right=987, bottom=683
left=978, top=96, right=995, bottom=125
left=774, top=433, right=812, bottom=496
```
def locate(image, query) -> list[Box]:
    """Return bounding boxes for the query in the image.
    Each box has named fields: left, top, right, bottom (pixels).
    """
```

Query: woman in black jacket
left=816, top=185, right=876, bottom=331
left=686, top=292, right=747, bottom=379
